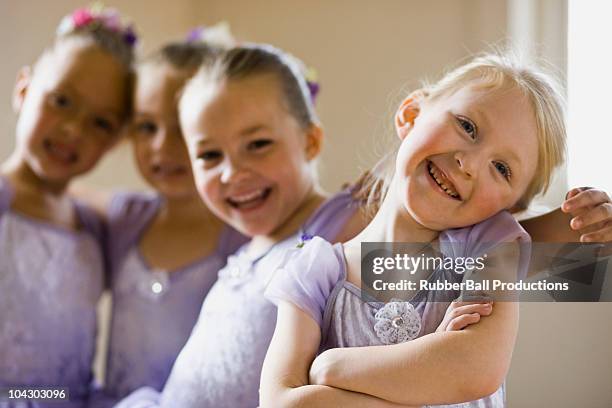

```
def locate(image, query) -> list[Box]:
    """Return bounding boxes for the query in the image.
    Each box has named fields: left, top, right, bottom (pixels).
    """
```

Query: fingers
left=447, top=302, right=493, bottom=319
left=447, top=313, right=481, bottom=331
left=562, top=189, right=610, bottom=214
left=564, top=187, right=587, bottom=201
left=581, top=221, right=612, bottom=243
left=570, top=203, right=612, bottom=231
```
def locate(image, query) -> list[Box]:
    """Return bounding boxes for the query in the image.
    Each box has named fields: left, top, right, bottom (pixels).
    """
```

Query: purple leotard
left=0, top=177, right=106, bottom=408
left=116, top=188, right=359, bottom=408
left=88, top=192, right=247, bottom=407
left=265, top=211, right=531, bottom=408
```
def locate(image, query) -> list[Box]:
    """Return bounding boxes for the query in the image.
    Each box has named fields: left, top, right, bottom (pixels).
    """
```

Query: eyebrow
left=194, top=124, right=271, bottom=147
left=239, top=124, right=269, bottom=136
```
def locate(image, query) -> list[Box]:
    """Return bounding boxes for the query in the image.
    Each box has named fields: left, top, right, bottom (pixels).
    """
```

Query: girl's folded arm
left=309, top=297, right=518, bottom=406
left=260, top=301, right=419, bottom=408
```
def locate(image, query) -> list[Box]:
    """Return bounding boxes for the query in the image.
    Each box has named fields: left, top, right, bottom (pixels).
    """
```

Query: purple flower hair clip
left=305, top=67, right=320, bottom=104
left=56, top=3, right=139, bottom=47
left=184, top=22, right=236, bottom=48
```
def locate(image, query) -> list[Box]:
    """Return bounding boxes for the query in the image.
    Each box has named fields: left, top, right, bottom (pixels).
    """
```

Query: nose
left=220, top=157, right=247, bottom=184
left=62, top=113, right=87, bottom=142
left=454, top=151, right=478, bottom=178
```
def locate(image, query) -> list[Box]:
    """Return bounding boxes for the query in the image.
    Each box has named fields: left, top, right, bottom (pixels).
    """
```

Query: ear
left=13, top=66, right=32, bottom=113
left=304, top=124, right=324, bottom=161
left=395, top=89, right=427, bottom=141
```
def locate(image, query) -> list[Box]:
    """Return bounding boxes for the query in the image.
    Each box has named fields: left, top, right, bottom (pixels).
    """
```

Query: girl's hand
left=436, top=301, right=493, bottom=332
left=562, top=187, right=612, bottom=242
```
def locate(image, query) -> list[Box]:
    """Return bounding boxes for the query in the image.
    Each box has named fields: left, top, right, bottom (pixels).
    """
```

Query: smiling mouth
left=226, top=187, right=272, bottom=210
left=427, top=161, right=461, bottom=200
left=43, top=139, right=78, bottom=164
left=151, top=163, right=188, bottom=177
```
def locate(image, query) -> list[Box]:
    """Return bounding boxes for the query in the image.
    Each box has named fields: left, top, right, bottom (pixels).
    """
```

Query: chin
left=404, top=200, right=454, bottom=232
left=234, top=220, right=275, bottom=238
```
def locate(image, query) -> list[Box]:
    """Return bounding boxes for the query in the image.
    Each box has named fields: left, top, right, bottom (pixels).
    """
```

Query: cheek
left=470, top=185, right=514, bottom=217
left=193, top=169, right=220, bottom=202
left=132, top=141, right=151, bottom=170
left=18, top=105, right=53, bottom=144
left=81, top=139, right=114, bottom=164
left=397, top=127, right=449, bottom=174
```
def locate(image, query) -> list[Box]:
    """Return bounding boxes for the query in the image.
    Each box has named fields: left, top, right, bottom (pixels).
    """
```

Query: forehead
left=135, top=63, right=188, bottom=112
left=181, top=73, right=290, bottom=138
left=36, top=40, right=128, bottom=114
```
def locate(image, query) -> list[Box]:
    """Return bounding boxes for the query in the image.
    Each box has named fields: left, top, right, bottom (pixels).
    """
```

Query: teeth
left=428, top=162, right=459, bottom=199
left=231, top=189, right=265, bottom=203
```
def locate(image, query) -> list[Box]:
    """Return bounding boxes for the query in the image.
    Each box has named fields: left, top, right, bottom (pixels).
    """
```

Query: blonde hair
left=358, top=51, right=567, bottom=214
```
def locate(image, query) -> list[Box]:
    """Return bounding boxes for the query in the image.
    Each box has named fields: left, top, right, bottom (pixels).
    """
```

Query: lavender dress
left=115, top=188, right=359, bottom=408
left=88, top=192, right=247, bottom=407
left=0, top=177, right=106, bottom=408
left=265, top=211, right=531, bottom=408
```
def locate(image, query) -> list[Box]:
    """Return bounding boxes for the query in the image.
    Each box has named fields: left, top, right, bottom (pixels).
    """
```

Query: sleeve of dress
left=465, top=210, right=532, bottom=280
left=439, top=210, right=532, bottom=287
left=112, top=387, right=161, bottom=408
left=264, top=236, right=344, bottom=327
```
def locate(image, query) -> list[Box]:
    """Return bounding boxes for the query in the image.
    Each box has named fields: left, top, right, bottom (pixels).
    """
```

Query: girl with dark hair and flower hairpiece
left=85, top=23, right=249, bottom=407
left=0, top=5, right=136, bottom=407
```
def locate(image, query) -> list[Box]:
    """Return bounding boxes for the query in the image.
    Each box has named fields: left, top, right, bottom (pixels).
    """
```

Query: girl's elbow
left=259, top=387, right=286, bottom=408
left=464, top=366, right=507, bottom=401
left=259, top=384, right=306, bottom=408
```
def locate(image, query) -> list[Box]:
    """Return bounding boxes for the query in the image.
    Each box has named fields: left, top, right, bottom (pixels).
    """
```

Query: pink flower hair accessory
left=56, top=3, right=138, bottom=47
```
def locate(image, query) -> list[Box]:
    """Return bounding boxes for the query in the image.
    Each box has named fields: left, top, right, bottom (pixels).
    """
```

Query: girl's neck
left=247, top=185, right=326, bottom=257
left=350, top=185, right=439, bottom=246
left=2, top=152, right=69, bottom=197
left=0, top=152, right=76, bottom=230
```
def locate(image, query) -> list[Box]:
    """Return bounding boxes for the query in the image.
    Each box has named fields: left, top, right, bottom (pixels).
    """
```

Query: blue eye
left=457, top=116, right=477, bottom=139
left=494, top=161, right=512, bottom=180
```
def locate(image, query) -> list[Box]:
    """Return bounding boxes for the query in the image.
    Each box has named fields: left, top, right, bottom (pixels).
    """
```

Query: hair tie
left=57, top=2, right=138, bottom=47
left=185, top=21, right=236, bottom=48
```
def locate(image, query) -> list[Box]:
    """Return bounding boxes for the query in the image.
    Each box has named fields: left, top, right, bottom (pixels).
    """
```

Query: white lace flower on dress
left=374, top=300, right=421, bottom=344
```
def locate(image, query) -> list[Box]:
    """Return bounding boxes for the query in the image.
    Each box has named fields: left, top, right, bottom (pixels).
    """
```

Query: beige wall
left=1, top=1, right=610, bottom=407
